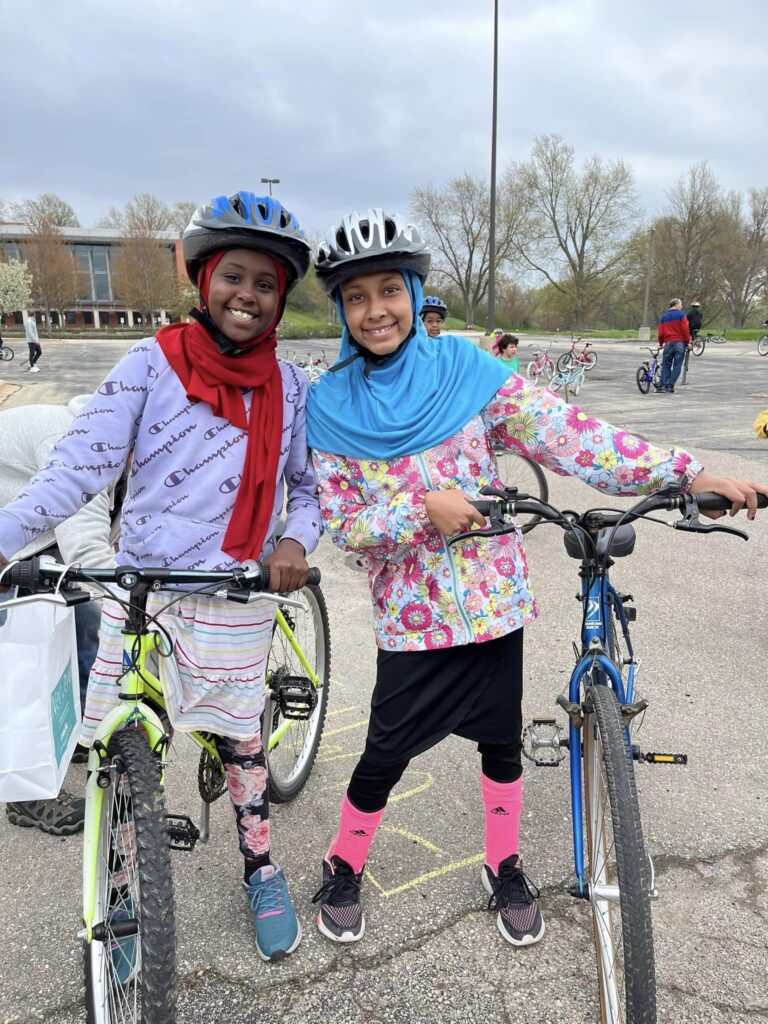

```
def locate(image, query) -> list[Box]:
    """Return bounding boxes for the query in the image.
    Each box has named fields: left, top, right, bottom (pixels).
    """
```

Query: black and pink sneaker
left=481, top=854, right=545, bottom=946
left=312, top=855, right=365, bottom=943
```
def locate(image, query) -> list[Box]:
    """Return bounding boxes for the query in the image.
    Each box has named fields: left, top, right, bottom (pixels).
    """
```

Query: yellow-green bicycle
left=2, top=558, right=329, bottom=1024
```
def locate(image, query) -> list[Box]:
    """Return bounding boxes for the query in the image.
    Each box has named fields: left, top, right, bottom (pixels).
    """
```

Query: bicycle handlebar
left=0, top=559, right=321, bottom=595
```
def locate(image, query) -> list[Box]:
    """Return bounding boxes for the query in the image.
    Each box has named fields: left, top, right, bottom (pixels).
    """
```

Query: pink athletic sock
left=481, top=773, right=523, bottom=875
left=326, top=793, right=385, bottom=874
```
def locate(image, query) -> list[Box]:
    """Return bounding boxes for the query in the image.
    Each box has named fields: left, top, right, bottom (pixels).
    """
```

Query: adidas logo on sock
left=350, top=829, right=368, bottom=837
left=490, top=806, right=509, bottom=815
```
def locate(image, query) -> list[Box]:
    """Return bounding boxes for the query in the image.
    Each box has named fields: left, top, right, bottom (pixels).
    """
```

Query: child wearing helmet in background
left=305, top=208, right=765, bottom=950
left=420, top=295, right=448, bottom=338
left=0, top=191, right=321, bottom=963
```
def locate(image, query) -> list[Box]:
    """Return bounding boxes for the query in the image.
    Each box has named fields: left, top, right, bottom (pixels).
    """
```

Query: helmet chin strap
left=190, top=306, right=254, bottom=357
left=330, top=326, right=417, bottom=379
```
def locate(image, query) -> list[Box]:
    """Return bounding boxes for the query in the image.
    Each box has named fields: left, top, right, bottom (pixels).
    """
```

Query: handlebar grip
left=2, top=557, right=41, bottom=590
left=306, top=568, right=322, bottom=586
left=694, top=491, right=768, bottom=512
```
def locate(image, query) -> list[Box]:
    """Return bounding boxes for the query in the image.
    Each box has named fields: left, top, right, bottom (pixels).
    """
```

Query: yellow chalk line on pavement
left=380, top=825, right=445, bottom=855
left=366, top=852, right=486, bottom=898
left=325, top=705, right=358, bottom=718
left=323, top=720, right=368, bottom=737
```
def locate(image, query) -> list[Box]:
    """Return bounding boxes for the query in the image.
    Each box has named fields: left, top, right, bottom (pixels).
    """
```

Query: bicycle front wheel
left=583, top=683, right=656, bottom=1024
left=85, top=728, right=176, bottom=1024
left=691, top=336, right=704, bottom=356
left=757, top=334, right=768, bottom=357
left=556, top=352, right=574, bottom=373
left=0, top=346, right=14, bottom=361
left=266, top=583, right=331, bottom=803
left=492, top=448, right=548, bottom=533
left=635, top=367, right=650, bottom=395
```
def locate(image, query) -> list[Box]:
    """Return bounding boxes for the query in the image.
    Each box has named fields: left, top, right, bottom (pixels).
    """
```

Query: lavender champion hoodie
left=0, top=339, right=322, bottom=569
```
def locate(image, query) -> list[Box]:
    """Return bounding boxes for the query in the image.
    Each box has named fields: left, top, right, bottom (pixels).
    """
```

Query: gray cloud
left=2, top=0, right=765, bottom=235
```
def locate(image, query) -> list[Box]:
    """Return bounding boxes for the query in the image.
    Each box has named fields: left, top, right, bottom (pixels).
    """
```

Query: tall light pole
left=261, top=177, right=280, bottom=197
left=639, top=225, right=655, bottom=341
left=487, top=0, right=499, bottom=333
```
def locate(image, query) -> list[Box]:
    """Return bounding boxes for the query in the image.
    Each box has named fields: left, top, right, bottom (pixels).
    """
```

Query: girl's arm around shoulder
left=280, top=367, right=322, bottom=557
left=482, top=375, right=703, bottom=495
left=312, top=449, right=432, bottom=555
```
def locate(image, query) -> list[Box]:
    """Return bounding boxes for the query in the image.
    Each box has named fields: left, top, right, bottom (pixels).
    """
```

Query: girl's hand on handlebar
left=263, top=538, right=309, bottom=593
left=689, top=471, right=768, bottom=521
left=425, top=491, right=487, bottom=535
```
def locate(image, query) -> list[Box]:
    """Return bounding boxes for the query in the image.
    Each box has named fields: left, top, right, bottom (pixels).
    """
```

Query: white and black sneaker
left=482, top=854, right=545, bottom=946
left=312, top=855, right=365, bottom=943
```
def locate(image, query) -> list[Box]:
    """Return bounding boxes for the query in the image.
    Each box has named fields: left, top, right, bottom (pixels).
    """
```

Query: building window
left=2, top=242, right=22, bottom=261
left=92, top=247, right=111, bottom=301
left=65, top=311, right=76, bottom=325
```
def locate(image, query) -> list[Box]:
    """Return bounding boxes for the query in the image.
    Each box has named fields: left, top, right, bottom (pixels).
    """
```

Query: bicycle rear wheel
left=492, top=448, right=548, bottom=533
left=583, top=683, right=656, bottom=1024
left=84, top=728, right=176, bottom=1024
left=582, top=351, right=598, bottom=370
left=266, top=584, right=331, bottom=803
left=757, top=334, right=768, bottom=357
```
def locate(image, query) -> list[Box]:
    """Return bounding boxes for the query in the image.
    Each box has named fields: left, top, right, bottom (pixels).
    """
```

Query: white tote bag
left=0, top=600, right=80, bottom=801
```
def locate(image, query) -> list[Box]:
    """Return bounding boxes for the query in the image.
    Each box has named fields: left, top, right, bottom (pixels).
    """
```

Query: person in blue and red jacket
left=657, top=298, right=691, bottom=394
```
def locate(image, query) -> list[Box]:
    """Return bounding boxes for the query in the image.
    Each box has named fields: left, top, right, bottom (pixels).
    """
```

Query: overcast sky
left=2, top=0, right=766, bottom=237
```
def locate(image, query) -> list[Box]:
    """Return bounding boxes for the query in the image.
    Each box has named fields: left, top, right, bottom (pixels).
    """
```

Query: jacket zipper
left=415, top=452, right=475, bottom=643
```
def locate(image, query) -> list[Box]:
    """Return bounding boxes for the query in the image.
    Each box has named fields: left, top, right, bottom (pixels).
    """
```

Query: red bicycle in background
left=557, top=336, right=598, bottom=373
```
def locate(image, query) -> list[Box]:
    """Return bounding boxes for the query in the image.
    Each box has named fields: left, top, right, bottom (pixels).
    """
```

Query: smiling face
left=206, top=248, right=282, bottom=345
left=422, top=311, right=444, bottom=338
left=339, top=271, right=413, bottom=356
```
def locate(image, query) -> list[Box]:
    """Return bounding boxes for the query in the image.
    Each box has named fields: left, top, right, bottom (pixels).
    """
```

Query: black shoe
left=312, top=855, right=365, bottom=943
left=482, top=854, right=545, bottom=946
left=5, top=790, right=85, bottom=835
left=70, top=743, right=89, bottom=765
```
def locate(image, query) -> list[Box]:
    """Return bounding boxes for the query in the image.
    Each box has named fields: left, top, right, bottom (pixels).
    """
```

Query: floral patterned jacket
left=312, top=373, right=703, bottom=652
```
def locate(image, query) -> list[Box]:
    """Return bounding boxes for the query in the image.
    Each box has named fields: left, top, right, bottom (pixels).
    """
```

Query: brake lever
left=673, top=494, right=748, bottom=541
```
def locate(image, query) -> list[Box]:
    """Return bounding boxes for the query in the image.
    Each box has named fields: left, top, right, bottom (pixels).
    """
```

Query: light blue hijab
left=306, top=272, right=510, bottom=459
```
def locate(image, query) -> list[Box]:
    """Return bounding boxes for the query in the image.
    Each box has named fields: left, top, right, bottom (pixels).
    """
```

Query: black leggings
left=347, top=741, right=522, bottom=814
left=28, top=342, right=42, bottom=367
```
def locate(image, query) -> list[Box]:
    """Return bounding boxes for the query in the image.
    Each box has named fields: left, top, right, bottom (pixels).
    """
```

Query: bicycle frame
left=81, top=598, right=320, bottom=940
left=568, top=569, right=636, bottom=895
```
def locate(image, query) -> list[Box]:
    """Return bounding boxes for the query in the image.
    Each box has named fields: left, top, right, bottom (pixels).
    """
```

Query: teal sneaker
left=244, top=863, right=302, bottom=962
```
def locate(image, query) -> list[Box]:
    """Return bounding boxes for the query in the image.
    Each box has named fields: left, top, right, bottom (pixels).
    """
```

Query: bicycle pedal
left=522, top=717, right=567, bottom=766
left=274, top=676, right=318, bottom=720
left=637, top=751, right=688, bottom=766
left=166, top=813, right=200, bottom=851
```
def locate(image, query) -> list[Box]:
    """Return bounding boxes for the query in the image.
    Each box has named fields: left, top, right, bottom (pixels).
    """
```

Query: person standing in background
left=657, top=298, right=690, bottom=394
left=25, top=313, right=42, bottom=372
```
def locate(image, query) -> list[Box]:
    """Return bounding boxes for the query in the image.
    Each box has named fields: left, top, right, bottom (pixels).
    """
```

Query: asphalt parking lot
left=0, top=335, right=767, bottom=1024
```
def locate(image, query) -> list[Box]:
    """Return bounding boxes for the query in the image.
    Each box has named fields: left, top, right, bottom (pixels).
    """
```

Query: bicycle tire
left=691, top=336, right=705, bottom=357
left=84, top=728, right=177, bottom=1024
left=0, top=346, right=14, bottom=361
left=757, top=335, right=768, bottom=357
left=266, top=583, right=331, bottom=803
left=526, top=360, right=542, bottom=381
left=556, top=352, right=574, bottom=373
left=582, top=351, right=598, bottom=370
left=583, top=683, right=656, bottom=1024
left=492, top=448, right=548, bottom=533
left=635, top=367, right=650, bottom=395
left=571, top=371, right=585, bottom=396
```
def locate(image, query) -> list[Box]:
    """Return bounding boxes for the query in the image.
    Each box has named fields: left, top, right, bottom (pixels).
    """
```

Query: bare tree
left=508, top=135, right=641, bottom=327
left=410, top=174, right=525, bottom=324
left=12, top=193, right=79, bottom=229
left=718, top=188, right=768, bottom=326
left=15, top=212, right=80, bottom=335
left=110, top=194, right=176, bottom=326
left=170, top=201, right=197, bottom=235
left=651, top=162, right=728, bottom=319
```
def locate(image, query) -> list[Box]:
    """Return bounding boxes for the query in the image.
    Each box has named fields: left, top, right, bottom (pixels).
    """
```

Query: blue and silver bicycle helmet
left=182, top=191, right=311, bottom=291
left=420, top=295, right=448, bottom=320
left=314, top=209, right=431, bottom=295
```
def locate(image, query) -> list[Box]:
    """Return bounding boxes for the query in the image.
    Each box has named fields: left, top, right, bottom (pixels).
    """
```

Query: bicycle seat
left=563, top=523, right=636, bottom=560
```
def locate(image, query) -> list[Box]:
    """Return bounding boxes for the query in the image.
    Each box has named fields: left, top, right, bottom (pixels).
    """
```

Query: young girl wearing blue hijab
left=305, top=209, right=764, bottom=949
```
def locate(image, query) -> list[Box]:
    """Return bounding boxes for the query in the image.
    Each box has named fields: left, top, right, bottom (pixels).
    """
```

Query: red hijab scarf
left=156, top=251, right=286, bottom=562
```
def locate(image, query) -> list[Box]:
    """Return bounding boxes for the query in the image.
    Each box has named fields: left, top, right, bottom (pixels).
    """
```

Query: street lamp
left=261, top=177, right=280, bottom=197
left=487, top=0, right=499, bottom=334
left=639, top=225, right=655, bottom=341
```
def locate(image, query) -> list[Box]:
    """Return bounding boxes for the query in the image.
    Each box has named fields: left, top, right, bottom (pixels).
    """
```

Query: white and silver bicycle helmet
left=314, top=209, right=431, bottom=295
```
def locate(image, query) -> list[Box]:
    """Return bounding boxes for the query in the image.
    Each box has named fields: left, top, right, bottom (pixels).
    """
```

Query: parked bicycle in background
left=690, top=330, right=726, bottom=357
left=557, top=336, right=598, bottom=374
left=525, top=343, right=556, bottom=383
left=757, top=321, right=768, bottom=357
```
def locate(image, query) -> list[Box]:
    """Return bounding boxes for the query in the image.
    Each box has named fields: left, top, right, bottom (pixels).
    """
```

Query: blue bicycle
left=452, top=483, right=764, bottom=1024
left=635, top=347, right=661, bottom=394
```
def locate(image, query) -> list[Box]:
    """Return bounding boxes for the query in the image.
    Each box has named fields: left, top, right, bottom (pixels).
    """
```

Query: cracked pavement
left=1, top=337, right=767, bottom=1023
